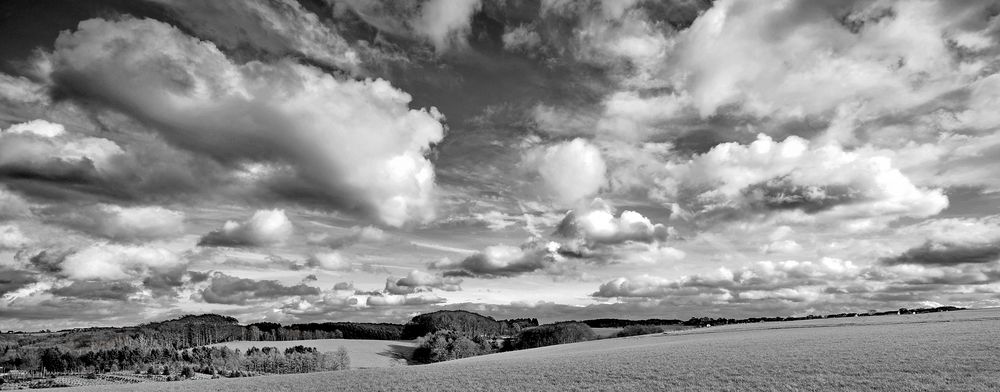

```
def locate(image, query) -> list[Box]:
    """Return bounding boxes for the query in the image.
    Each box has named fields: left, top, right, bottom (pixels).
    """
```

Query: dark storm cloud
left=198, top=272, right=321, bottom=305
left=385, top=270, right=462, bottom=294
left=431, top=242, right=559, bottom=278
left=0, top=269, right=36, bottom=296
left=50, top=280, right=138, bottom=301
left=881, top=241, right=1000, bottom=266
left=26, top=249, right=71, bottom=273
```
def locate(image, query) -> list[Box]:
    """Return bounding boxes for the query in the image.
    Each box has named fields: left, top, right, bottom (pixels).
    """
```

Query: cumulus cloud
left=199, top=209, right=293, bottom=247
left=149, top=0, right=361, bottom=73
left=0, top=119, right=124, bottom=179
left=524, top=138, right=607, bottom=206
left=57, top=204, right=185, bottom=242
left=556, top=199, right=669, bottom=246
left=281, top=290, right=359, bottom=316
left=198, top=272, right=320, bottom=305
left=668, top=0, right=992, bottom=120
left=47, top=17, right=445, bottom=226
left=366, top=292, right=446, bottom=307
left=333, top=281, right=354, bottom=291
left=595, top=258, right=865, bottom=300
left=431, top=241, right=564, bottom=278
left=50, top=280, right=139, bottom=301
left=0, top=224, right=31, bottom=250
left=413, top=0, right=482, bottom=52
left=385, top=269, right=462, bottom=294
left=310, top=225, right=386, bottom=249
left=664, top=134, right=948, bottom=227
left=333, top=0, right=481, bottom=53
left=59, top=244, right=187, bottom=282
left=594, top=256, right=1000, bottom=312
left=306, top=252, right=352, bottom=271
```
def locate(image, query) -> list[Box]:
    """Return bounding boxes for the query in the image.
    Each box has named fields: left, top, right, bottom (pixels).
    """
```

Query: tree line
left=0, top=344, right=348, bottom=379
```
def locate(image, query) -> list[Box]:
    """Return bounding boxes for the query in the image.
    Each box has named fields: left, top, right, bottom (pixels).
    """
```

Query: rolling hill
left=52, top=308, right=1000, bottom=392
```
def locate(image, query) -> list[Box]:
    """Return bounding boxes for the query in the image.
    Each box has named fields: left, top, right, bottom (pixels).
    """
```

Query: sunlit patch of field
left=55, top=308, right=1000, bottom=391
left=205, top=339, right=417, bottom=368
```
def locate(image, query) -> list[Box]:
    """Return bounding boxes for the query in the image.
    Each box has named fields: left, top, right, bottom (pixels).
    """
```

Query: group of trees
left=509, top=322, right=596, bottom=350
left=616, top=325, right=665, bottom=337
left=411, top=331, right=501, bottom=363
left=402, top=310, right=538, bottom=339
left=0, top=343, right=349, bottom=377
left=412, top=321, right=597, bottom=363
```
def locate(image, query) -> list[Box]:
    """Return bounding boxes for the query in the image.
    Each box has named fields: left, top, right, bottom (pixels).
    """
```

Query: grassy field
left=53, top=308, right=1000, bottom=391
left=205, top=339, right=417, bottom=368
left=590, top=324, right=691, bottom=338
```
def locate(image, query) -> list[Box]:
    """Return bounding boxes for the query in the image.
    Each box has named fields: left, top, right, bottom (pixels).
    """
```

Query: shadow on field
left=378, top=344, right=417, bottom=365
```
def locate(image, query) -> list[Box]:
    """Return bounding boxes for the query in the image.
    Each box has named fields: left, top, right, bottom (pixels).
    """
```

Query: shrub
left=617, top=325, right=665, bottom=337
left=322, top=346, right=350, bottom=370
left=412, top=330, right=493, bottom=363
left=180, top=366, right=195, bottom=379
left=512, top=322, right=596, bottom=350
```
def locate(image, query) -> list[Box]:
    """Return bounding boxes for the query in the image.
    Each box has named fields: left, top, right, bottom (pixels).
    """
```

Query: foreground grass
left=206, top=339, right=417, bottom=368
left=55, top=308, right=1000, bottom=391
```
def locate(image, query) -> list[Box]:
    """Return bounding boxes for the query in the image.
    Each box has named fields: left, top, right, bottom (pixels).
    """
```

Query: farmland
left=52, top=308, right=1000, bottom=391
left=205, top=339, right=417, bottom=368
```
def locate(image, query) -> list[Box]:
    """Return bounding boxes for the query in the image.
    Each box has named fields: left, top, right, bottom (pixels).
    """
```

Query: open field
left=590, top=324, right=691, bottom=338
left=205, top=339, right=417, bottom=368
left=54, top=308, right=1000, bottom=391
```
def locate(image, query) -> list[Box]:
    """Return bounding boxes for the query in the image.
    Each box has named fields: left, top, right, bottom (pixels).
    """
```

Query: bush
left=617, top=325, right=665, bottom=337
left=322, top=346, right=350, bottom=370
left=412, top=330, right=494, bottom=363
left=180, top=366, right=195, bottom=379
left=512, top=322, right=596, bottom=350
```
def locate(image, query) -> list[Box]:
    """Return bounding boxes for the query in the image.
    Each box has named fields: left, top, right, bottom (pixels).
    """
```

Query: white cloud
left=148, top=0, right=361, bottom=73
left=310, top=225, right=386, bottom=249
left=669, top=0, right=987, bottom=119
left=431, top=241, right=565, bottom=278
left=366, top=292, right=446, bottom=307
left=557, top=199, right=669, bottom=246
left=307, top=252, right=351, bottom=271
left=5, top=119, right=65, bottom=138
left=0, top=119, right=124, bottom=174
left=761, top=239, right=803, bottom=255
left=63, top=204, right=185, bottom=242
left=199, top=209, right=293, bottom=247
left=414, top=0, right=482, bottom=52
left=665, top=134, right=948, bottom=226
left=502, top=25, right=541, bottom=53
left=60, top=244, right=186, bottom=281
left=47, top=17, right=445, bottom=226
left=0, top=224, right=31, bottom=249
left=525, top=138, right=607, bottom=206
left=388, top=269, right=462, bottom=294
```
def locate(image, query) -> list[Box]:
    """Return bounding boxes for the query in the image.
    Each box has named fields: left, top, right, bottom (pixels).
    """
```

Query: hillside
left=52, top=308, right=1000, bottom=392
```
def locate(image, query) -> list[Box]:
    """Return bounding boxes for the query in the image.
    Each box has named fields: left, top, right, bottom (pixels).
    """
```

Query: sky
left=2, top=0, right=1000, bottom=330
